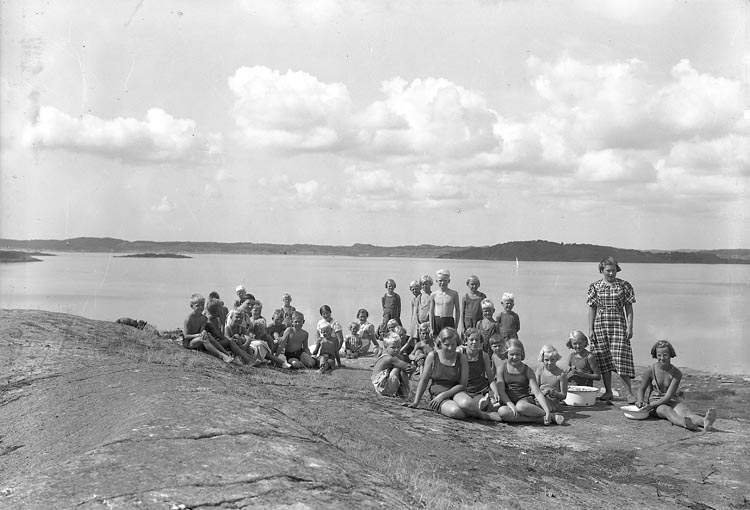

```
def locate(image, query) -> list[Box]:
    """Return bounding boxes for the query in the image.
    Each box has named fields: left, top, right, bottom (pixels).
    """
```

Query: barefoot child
left=495, top=338, right=564, bottom=425
left=535, top=345, right=568, bottom=410
left=636, top=340, right=716, bottom=431
left=565, top=330, right=601, bottom=387
left=461, top=275, right=487, bottom=330
left=317, top=305, right=344, bottom=368
left=183, top=293, right=234, bottom=363
left=382, top=278, right=402, bottom=327
left=429, top=269, right=460, bottom=337
left=277, top=311, right=315, bottom=368
left=453, top=328, right=503, bottom=421
left=405, top=328, right=469, bottom=420
left=266, top=309, right=287, bottom=354
left=496, top=292, right=520, bottom=340
left=204, top=298, right=255, bottom=365
left=312, top=323, right=339, bottom=374
left=372, top=333, right=415, bottom=397
left=416, top=275, right=433, bottom=330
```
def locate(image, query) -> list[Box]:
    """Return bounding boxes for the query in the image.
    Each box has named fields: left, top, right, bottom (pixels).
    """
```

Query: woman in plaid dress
left=587, top=256, right=636, bottom=403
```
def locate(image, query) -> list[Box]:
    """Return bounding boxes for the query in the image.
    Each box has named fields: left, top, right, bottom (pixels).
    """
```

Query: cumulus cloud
left=22, top=106, right=218, bottom=164
left=358, top=77, right=501, bottom=161
left=152, top=195, right=176, bottom=212
left=229, top=66, right=353, bottom=151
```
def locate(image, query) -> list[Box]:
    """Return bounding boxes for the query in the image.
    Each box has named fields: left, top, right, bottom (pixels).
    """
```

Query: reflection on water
left=1, top=253, right=748, bottom=375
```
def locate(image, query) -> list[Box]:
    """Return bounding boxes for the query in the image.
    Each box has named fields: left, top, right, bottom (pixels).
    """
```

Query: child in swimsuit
left=281, top=293, right=296, bottom=328
left=565, top=330, right=601, bottom=387
left=429, top=269, right=460, bottom=337
left=381, top=278, right=402, bottom=326
left=344, top=321, right=363, bottom=359
left=453, top=328, right=503, bottom=421
left=496, top=292, right=520, bottom=341
left=277, top=311, right=315, bottom=369
left=461, top=275, right=487, bottom=330
left=404, top=327, right=469, bottom=420
left=371, top=333, right=415, bottom=397
left=410, top=322, right=434, bottom=375
left=636, top=341, right=716, bottom=431
left=535, top=344, right=568, bottom=410
left=495, top=338, right=564, bottom=425
left=477, top=299, right=498, bottom=354
left=312, top=323, right=339, bottom=374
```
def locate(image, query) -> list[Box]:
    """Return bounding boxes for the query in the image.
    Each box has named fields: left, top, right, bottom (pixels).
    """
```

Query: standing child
left=409, top=280, right=421, bottom=341
left=416, top=275, right=433, bottom=330
left=183, top=293, right=234, bottom=363
left=565, top=330, right=601, bottom=387
left=344, top=321, right=363, bottom=359
left=453, top=329, right=503, bottom=421
left=496, top=292, right=520, bottom=341
left=535, top=345, right=568, bottom=410
left=404, top=327, right=469, bottom=420
left=312, top=323, right=339, bottom=374
left=461, top=275, right=487, bottom=331
left=429, top=269, right=460, bottom=337
left=477, top=299, right=498, bottom=354
left=281, top=293, right=296, bottom=328
left=277, top=311, right=315, bottom=369
left=495, top=338, right=564, bottom=425
left=636, top=341, right=716, bottom=431
left=382, top=279, right=402, bottom=327
left=371, top=333, right=415, bottom=397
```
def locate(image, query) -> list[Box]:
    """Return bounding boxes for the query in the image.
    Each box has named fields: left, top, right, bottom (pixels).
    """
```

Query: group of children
left=181, top=271, right=716, bottom=432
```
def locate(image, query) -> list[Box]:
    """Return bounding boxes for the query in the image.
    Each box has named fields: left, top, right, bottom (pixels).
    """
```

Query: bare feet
left=598, top=393, right=613, bottom=401
left=554, top=414, right=565, bottom=425
left=222, top=354, right=234, bottom=363
left=703, top=408, right=717, bottom=432
left=684, top=416, right=699, bottom=431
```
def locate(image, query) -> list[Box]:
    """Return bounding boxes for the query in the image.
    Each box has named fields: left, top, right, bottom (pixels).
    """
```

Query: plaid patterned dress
left=586, top=278, right=636, bottom=378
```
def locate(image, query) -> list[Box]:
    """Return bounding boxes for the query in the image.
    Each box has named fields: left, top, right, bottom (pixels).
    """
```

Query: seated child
left=453, top=328, right=503, bottom=421
left=409, top=322, right=435, bottom=375
left=203, top=298, right=255, bottom=365
left=265, top=309, right=287, bottom=354
left=636, top=340, right=716, bottom=432
left=565, top=330, right=601, bottom=386
left=183, top=293, right=234, bottom=363
left=535, top=344, right=568, bottom=410
left=371, top=333, right=415, bottom=397
left=404, top=327, right=469, bottom=419
left=495, top=338, right=564, bottom=425
left=277, top=311, right=315, bottom=369
left=396, top=326, right=414, bottom=359
left=344, top=321, right=363, bottom=359
left=356, top=308, right=377, bottom=355
left=312, top=323, right=339, bottom=374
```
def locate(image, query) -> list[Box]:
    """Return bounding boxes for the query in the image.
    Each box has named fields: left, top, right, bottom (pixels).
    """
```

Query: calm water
left=1, top=253, right=748, bottom=375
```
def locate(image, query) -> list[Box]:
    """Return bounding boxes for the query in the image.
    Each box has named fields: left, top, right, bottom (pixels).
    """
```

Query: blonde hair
left=566, top=330, right=589, bottom=349
left=501, top=292, right=515, bottom=302
left=538, top=344, right=562, bottom=362
left=466, top=275, right=480, bottom=286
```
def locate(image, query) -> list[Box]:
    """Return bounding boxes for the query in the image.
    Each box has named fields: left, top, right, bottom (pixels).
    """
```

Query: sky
left=1, top=0, right=748, bottom=250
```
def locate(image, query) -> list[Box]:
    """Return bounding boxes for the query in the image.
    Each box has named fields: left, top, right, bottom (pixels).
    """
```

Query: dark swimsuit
left=501, top=362, right=533, bottom=404
left=429, top=352, right=462, bottom=396
left=466, top=352, right=490, bottom=397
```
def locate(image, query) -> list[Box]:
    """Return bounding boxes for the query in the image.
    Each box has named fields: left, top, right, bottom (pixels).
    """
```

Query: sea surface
left=1, top=253, right=748, bottom=375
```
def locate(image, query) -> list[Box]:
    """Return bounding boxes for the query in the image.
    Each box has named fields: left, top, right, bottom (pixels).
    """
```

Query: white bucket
left=564, top=385, right=598, bottom=406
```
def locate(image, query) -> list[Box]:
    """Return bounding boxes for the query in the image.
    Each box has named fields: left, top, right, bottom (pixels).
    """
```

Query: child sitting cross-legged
left=371, top=332, right=415, bottom=398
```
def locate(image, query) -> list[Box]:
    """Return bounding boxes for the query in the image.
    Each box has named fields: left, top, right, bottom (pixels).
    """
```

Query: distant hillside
left=441, top=240, right=750, bottom=264
left=0, top=237, right=747, bottom=264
